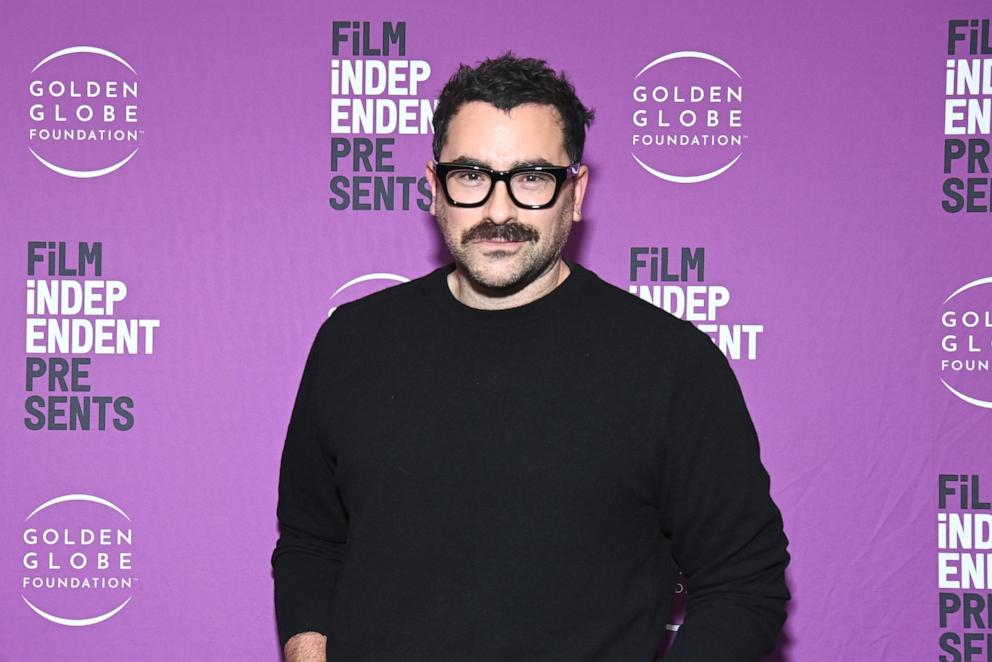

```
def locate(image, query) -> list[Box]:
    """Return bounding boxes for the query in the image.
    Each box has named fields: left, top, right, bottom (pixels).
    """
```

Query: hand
left=284, top=632, right=326, bottom=662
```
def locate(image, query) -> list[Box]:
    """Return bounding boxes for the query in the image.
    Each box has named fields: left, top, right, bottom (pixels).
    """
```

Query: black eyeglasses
left=433, top=160, right=580, bottom=210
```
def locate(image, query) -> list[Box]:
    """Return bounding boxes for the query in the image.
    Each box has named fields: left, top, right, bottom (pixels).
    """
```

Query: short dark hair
left=432, top=52, right=595, bottom=164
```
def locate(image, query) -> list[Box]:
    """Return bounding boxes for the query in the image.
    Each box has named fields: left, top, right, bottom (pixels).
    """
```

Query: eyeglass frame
left=432, top=159, right=581, bottom=210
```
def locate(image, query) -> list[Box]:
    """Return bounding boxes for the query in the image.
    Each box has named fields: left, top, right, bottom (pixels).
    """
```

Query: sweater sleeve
left=659, top=322, right=790, bottom=661
left=271, top=321, right=349, bottom=647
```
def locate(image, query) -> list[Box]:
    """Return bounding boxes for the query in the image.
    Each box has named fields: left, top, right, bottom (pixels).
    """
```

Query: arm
left=272, top=322, right=349, bottom=655
left=659, top=322, right=790, bottom=661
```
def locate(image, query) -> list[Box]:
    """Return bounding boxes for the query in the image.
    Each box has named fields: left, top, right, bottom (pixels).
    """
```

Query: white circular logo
left=28, top=46, right=140, bottom=178
left=630, top=51, right=745, bottom=184
left=20, top=494, right=136, bottom=626
left=939, top=277, right=992, bottom=408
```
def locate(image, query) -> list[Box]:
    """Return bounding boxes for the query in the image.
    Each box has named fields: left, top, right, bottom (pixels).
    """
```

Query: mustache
left=461, top=221, right=539, bottom=245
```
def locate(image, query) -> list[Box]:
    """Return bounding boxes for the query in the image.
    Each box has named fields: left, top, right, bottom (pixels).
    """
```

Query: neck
left=447, top=258, right=571, bottom=310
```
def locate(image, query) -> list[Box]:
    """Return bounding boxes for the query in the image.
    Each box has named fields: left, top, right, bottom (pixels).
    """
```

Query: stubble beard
left=435, top=200, right=574, bottom=293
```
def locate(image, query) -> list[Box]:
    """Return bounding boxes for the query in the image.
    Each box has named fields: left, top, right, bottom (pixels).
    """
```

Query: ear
left=425, top=160, right=437, bottom=216
left=571, top=164, right=589, bottom=223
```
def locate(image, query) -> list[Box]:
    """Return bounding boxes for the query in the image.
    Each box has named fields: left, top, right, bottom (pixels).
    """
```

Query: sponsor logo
left=942, top=19, right=992, bottom=213
left=939, top=277, right=992, bottom=407
left=28, top=46, right=140, bottom=178
left=937, top=473, right=992, bottom=659
left=329, top=21, right=433, bottom=212
left=24, top=241, right=160, bottom=431
left=630, top=52, right=745, bottom=184
left=628, top=247, right=763, bottom=360
left=20, top=494, right=136, bottom=626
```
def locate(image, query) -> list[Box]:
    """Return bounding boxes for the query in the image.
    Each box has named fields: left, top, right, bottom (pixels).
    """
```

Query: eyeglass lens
left=445, top=169, right=558, bottom=206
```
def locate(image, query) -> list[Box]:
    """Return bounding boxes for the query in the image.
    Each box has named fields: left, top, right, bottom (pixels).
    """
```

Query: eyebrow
left=447, top=156, right=558, bottom=170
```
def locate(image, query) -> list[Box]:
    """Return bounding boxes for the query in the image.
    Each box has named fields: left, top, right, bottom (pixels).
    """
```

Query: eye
left=450, top=170, right=489, bottom=187
left=512, top=171, right=555, bottom=190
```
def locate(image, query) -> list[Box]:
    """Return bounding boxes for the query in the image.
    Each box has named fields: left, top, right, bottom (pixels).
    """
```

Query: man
left=272, top=53, right=789, bottom=662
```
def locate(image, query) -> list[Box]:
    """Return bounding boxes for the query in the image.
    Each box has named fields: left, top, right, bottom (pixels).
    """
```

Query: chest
left=324, top=329, right=668, bottom=521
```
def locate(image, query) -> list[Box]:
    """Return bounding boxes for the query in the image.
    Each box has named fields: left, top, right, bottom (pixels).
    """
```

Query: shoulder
left=570, top=263, right=731, bottom=376
left=311, top=267, right=442, bottom=347
left=571, top=262, right=691, bottom=337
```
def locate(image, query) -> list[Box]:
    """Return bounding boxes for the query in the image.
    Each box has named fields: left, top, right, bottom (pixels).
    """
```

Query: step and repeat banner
left=2, top=1, right=991, bottom=660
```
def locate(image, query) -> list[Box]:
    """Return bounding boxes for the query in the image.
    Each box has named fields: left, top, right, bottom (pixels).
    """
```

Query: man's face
left=426, top=101, right=588, bottom=291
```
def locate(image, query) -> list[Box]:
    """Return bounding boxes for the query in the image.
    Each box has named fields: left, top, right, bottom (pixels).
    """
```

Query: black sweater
left=272, top=262, right=789, bottom=661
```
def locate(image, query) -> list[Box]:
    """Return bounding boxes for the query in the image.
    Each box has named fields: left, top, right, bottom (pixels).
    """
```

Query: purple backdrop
left=2, top=1, right=989, bottom=660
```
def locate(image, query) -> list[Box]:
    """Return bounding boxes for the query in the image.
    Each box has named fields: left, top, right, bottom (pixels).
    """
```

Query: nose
left=484, top=180, right=517, bottom=225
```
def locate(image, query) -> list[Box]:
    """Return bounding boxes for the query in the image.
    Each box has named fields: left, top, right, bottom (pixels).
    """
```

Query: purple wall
left=2, top=1, right=989, bottom=659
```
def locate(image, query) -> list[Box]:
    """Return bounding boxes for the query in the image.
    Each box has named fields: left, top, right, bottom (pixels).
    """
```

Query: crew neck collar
left=422, top=260, right=592, bottom=328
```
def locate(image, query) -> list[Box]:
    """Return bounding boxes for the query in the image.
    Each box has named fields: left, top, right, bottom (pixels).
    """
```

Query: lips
left=474, top=239, right=525, bottom=250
